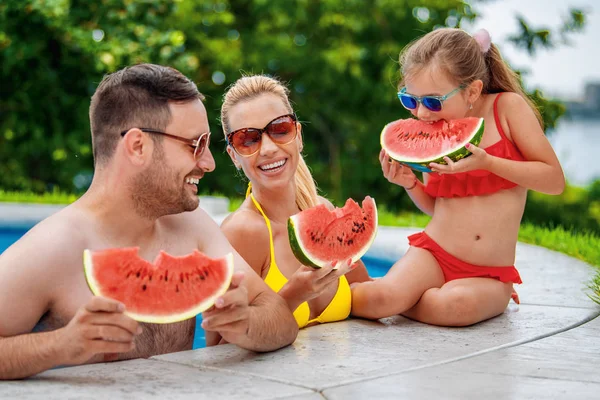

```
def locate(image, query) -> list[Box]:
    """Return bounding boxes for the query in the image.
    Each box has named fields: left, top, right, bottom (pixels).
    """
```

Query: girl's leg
left=402, top=277, right=514, bottom=326
left=351, top=247, right=445, bottom=319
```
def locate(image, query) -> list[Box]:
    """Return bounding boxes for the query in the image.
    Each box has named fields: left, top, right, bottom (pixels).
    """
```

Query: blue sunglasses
left=397, top=85, right=465, bottom=112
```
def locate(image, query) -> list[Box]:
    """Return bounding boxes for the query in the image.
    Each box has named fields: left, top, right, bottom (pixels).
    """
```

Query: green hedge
left=523, top=180, right=600, bottom=235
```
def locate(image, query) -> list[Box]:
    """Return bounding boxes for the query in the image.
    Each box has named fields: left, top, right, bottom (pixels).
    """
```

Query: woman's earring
left=469, top=103, right=473, bottom=110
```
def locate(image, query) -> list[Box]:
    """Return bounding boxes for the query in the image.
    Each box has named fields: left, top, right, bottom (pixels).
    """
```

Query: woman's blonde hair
left=399, top=28, right=543, bottom=127
left=221, top=75, right=319, bottom=210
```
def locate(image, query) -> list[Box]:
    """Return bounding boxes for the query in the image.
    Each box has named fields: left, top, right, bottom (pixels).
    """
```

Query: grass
left=378, top=207, right=431, bottom=228
left=518, top=223, right=600, bottom=304
left=0, top=189, right=79, bottom=205
left=0, top=190, right=233, bottom=206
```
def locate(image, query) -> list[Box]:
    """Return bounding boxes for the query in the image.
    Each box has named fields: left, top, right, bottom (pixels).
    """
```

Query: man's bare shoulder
left=0, top=205, right=93, bottom=335
left=0, top=205, right=91, bottom=275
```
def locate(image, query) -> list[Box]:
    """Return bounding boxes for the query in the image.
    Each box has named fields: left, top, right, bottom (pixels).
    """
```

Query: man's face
left=131, top=99, right=215, bottom=218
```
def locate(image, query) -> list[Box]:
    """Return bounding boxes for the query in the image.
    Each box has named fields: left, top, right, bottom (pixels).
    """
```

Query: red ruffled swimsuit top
left=424, top=93, right=525, bottom=198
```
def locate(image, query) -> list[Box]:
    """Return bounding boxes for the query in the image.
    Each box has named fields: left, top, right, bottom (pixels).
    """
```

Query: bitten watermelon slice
left=83, top=248, right=234, bottom=324
left=380, top=117, right=484, bottom=172
left=288, top=197, right=378, bottom=269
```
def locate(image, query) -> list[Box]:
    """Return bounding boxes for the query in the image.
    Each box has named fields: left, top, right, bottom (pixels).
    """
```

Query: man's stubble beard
left=130, top=145, right=199, bottom=219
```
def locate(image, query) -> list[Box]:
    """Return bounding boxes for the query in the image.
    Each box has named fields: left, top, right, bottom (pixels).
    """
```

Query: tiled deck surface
left=1, top=203, right=599, bottom=399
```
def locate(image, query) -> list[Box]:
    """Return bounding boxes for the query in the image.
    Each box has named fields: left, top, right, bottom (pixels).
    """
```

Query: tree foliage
left=0, top=0, right=587, bottom=210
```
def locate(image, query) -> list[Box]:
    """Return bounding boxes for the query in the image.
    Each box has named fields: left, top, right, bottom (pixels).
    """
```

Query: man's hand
left=56, top=296, right=141, bottom=366
left=201, top=272, right=250, bottom=344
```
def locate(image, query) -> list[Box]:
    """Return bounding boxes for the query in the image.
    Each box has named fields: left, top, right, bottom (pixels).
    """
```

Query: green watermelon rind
left=287, top=197, right=378, bottom=269
left=83, top=249, right=234, bottom=324
left=380, top=118, right=485, bottom=168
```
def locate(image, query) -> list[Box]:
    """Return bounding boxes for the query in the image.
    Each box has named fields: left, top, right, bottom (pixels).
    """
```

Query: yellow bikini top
left=247, top=189, right=351, bottom=329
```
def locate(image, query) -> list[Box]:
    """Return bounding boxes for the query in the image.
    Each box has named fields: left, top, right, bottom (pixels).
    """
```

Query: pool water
left=0, top=227, right=29, bottom=254
left=361, top=255, right=395, bottom=278
left=0, top=228, right=394, bottom=349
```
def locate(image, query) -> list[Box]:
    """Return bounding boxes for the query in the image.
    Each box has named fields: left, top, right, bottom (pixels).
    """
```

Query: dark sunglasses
left=397, top=86, right=465, bottom=112
left=226, top=114, right=298, bottom=157
left=120, top=128, right=211, bottom=159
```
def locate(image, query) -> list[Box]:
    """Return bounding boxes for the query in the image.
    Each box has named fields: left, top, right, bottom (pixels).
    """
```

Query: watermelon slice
left=83, top=248, right=234, bottom=324
left=380, top=117, right=484, bottom=172
left=287, top=197, right=378, bottom=269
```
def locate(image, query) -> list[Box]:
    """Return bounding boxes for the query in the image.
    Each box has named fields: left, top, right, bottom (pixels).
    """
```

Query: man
left=0, top=64, right=298, bottom=380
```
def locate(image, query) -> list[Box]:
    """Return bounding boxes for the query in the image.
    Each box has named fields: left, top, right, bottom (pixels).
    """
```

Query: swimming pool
left=0, top=227, right=394, bottom=348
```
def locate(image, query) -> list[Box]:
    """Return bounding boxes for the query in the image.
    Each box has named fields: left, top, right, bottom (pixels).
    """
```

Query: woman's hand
left=380, top=149, right=418, bottom=189
left=429, top=143, right=490, bottom=174
left=282, top=259, right=356, bottom=308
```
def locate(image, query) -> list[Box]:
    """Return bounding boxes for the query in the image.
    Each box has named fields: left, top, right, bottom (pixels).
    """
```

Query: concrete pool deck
left=1, top=202, right=599, bottom=399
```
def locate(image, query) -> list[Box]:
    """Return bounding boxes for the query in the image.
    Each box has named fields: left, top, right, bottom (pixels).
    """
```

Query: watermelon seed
left=165, top=271, right=169, bottom=282
left=142, top=284, right=147, bottom=291
left=159, top=274, right=163, bottom=281
left=126, top=272, right=131, bottom=279
left=149, top=275, right=152, bottom=281
left=136, top=271, right=140, bottom=278
left=180, top=273, right=184, bottom=283
left=176, top=285, right=179, bottom=293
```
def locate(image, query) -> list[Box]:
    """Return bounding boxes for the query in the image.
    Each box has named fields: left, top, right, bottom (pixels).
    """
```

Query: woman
left=220, top=75, right=371, bottom=328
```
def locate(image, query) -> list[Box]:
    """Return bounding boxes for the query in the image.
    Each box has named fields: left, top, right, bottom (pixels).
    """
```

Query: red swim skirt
left=408, top=232, right=522, bottom=284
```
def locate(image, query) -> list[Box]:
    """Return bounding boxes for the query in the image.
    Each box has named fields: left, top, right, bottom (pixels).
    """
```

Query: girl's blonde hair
left=221, top=75, right=319, bottom=210
left=399, top=28, right=543, bottom=127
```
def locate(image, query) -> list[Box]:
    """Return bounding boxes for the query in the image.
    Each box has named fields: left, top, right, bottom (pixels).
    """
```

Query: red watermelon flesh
left=380, top=117, right=484, bottom=167
left=288, top=197, right=378, bottom=268
left=84, top=248, right=234, bottom=324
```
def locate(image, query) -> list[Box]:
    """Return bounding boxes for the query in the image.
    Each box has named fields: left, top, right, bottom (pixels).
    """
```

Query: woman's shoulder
left=221, top=200, right=268, bottom=238
left=221, top=202, right=272, bottom=276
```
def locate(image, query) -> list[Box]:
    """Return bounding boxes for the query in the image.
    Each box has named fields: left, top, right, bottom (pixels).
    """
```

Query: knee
left=443, top=287, right=481, bottom=327
left=352, top=281, right=404, bottom=320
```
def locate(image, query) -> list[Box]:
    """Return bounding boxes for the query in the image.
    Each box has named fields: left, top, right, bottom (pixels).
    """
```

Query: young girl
left=351, top=28, right=565, bottom=326
left=220, top=75, right=371, bottom=329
